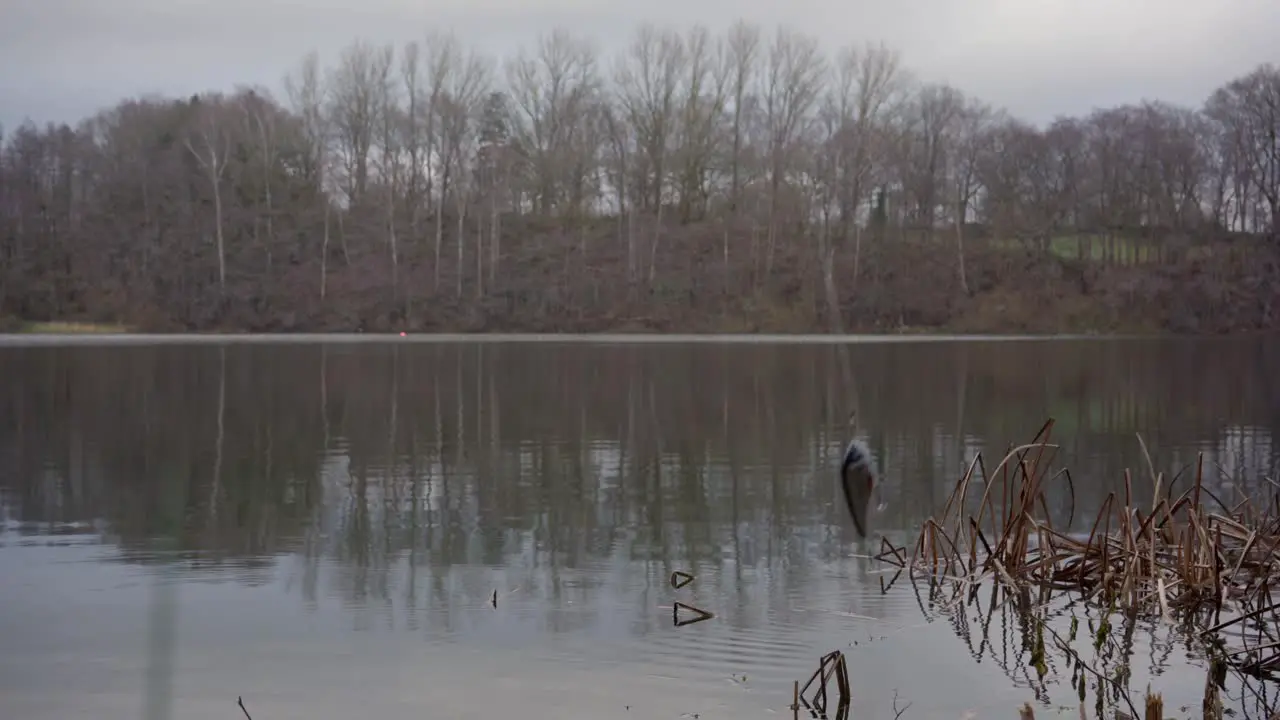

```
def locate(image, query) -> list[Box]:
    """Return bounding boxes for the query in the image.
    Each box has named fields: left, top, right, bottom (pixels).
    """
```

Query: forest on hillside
left=1, top=22, right=1277, bottom=333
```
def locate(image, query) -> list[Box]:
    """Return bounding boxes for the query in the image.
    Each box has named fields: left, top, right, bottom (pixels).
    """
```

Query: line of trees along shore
left=1, top=22, right=1278, bottom=334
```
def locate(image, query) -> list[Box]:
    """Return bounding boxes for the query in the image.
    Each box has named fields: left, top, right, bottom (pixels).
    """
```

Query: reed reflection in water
left=0, top=338, right=1277, bottom=719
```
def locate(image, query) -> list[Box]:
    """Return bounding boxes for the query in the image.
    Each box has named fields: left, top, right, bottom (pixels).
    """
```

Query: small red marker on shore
left=400, top=332, right=406, bottom=337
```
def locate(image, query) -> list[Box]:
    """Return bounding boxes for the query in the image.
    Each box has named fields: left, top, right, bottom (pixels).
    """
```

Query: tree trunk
left=387, top=189, right=398, bottom=295
left=475, top=205, right=484, bottom=298
left=823, top=243, right=845, bottom=336
left=320, top=202, right=330, bottom=300
left=489, top=191, right=499, bottom=286
left=648, top=203, right=665, bottom=284
left=434, top=191, right=445, bottom=292
left=212, top=181, right=226, bottom=291
left=955, top=198, right=969, bottom=295
left=456, top=196, right=466, bottom=299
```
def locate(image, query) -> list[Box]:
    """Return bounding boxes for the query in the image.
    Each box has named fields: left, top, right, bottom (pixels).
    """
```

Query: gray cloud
left=1, top=0, right=1275, bottom=131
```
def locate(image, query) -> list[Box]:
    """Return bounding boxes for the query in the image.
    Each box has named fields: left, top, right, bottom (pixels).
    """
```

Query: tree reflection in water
left=0, top=338, right=1277, bottom=716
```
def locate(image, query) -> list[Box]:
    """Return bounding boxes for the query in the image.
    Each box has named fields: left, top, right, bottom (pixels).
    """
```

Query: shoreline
left=0, top=329, right=1231, bottom=347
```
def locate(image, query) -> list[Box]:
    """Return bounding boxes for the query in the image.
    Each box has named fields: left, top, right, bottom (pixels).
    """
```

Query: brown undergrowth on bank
left=862, top=418, right=1280, bottom=718
left=5, top=217, right=1278, bottom=334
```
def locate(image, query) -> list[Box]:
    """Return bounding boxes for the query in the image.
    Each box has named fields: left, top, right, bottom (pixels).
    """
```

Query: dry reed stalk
left=796, top=650, right=851, bottom=718
left=876, top=418, right=1280, bottom=680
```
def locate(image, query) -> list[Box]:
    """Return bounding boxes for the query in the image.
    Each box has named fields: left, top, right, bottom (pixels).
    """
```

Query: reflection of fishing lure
left=839, top=413, right=878, bottom=539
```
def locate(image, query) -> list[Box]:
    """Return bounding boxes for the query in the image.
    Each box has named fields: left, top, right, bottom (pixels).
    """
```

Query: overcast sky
left=1, top=0, right=1275, bottom=132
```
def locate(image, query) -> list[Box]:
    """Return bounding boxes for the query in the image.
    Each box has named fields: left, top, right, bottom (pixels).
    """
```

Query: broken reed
left=875, top=418, right=1280, bottom=678
left=790, top=645, right=1170, bottom=720
left=793, top=651, right=851, bottom=720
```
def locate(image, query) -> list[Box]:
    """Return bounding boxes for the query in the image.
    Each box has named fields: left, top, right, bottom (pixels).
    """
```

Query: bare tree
left=446, top=97, right=471, bottom=299
left=673, top=24, right=728, bottom=223
left=724, top=21, right=760, bottom=216
left=838, top=43, right=904, bottom=276
left=283, top=51, right=336, bottom=296
left=759, top=26, right=824, bottom=277
left=237, top=87, right=283, bottom=270
left=977, top=117, right=1059, bottom=253
left=1041, top=117, right=1086, bottom=239
left=1206, top=65, right=1280, bottom=235
left=505, top=29, right=600, bottom=216
left=813, top=96, right=844, bottom=331
left=400, top=41, right=427, bottom=237
left=184, top=96, right=232, bottom=292
left=328, top=40, right=382, bottom=204
left=435, top=48, right=491, bottom=296
left=614, top=24, right=685, bottom=282
left=369, top=44, right=399, bottom=290
left=614, top=25, right=683, bottom=212
left=599, top=99, right=637, bottom=279
left=423, top=31, right=461, bottom=217
left=475, top=91, right=514, bottom=286
left=900, top=83, right=965, bottom=242
left=949, top=98, right=993, bottom=295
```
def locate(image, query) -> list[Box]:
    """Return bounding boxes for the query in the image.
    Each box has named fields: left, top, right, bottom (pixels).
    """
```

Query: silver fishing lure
left=839, top=413, right=878, bottom=539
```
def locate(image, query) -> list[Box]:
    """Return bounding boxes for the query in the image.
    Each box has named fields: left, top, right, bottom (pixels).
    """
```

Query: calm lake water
left=1, top=337, right=1278, bottom=720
